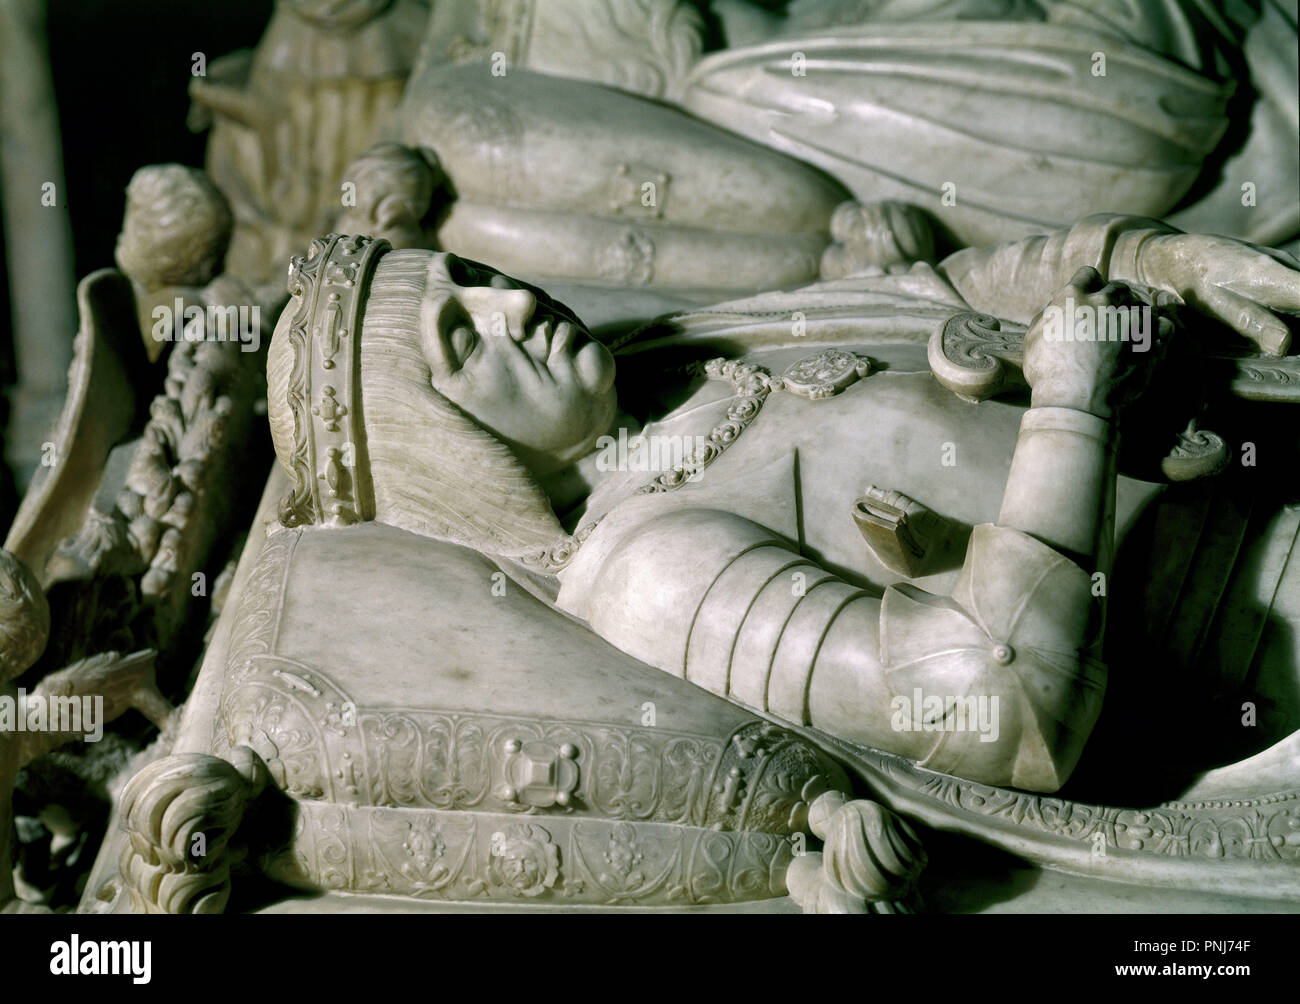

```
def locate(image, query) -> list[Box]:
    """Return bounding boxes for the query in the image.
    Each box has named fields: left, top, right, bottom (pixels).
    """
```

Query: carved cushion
left=215, top=521, right=848, bottom=906
left=399, top=64, right=844, bottom=291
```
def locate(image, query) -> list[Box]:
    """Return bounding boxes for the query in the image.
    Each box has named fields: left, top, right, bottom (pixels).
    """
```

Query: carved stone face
left=418, top=254, right=617, bottom=475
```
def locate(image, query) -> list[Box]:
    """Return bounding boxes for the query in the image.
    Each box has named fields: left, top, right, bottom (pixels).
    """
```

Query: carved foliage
left=265, top=802, right=791, bottom=907
left=909, top=762, right=1300, bottom=863
left=223, top=658, right=837, bottom=838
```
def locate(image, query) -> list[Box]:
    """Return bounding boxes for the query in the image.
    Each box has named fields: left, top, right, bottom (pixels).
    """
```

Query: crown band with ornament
left=277, top=234, right=391, bottom=528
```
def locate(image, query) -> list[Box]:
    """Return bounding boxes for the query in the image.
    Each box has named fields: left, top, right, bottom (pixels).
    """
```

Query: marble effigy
left=0, top=0, right=1297, bottom=915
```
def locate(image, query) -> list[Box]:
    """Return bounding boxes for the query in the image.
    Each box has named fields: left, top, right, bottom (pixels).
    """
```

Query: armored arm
left=940, top=213, right=1298, bottom=356
left=566, top=491, right=1105, bottom=793
left=938, top=213, right=1176, bottom=326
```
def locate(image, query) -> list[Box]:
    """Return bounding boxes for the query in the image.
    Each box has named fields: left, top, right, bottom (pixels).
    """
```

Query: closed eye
left=446, top=255, right=511, bottom=290
left=448, top=323, right=477, bottom=368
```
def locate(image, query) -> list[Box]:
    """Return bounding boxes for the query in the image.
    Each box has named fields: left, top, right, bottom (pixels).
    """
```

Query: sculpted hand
left=1022, top=267, right=1173, bottom=420
left=1136, top=233, right=1299, bottom=356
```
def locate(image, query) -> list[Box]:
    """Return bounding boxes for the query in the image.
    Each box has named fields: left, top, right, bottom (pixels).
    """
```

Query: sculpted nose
left=460, top=284, right=536, bottom=341
left=498, top=288, right=537, bottom=341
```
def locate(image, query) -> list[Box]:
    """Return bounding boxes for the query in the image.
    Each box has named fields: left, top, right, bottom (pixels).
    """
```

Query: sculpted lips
left=546, top=320, right=576, bottom=362
left=531, top=312, right=613, bottom=393
left=526, top=314, right=581, bottom=363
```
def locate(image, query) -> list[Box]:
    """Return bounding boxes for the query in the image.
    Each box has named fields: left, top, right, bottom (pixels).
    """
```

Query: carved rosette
left=488, top=823, right=561, bottom=897
left=780, top=349, right=871, bottom=400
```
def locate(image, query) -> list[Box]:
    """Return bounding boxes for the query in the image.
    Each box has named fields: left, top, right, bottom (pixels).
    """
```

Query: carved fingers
left=1139, top=233, right=1298, bottom=355
left=1022, top=267, right=1173, bottom=419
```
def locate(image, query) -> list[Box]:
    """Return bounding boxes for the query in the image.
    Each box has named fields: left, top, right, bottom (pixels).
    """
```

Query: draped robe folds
left=397, top=0, right=1296, bottom=298
left=682, top=0, right=1297, bottom=248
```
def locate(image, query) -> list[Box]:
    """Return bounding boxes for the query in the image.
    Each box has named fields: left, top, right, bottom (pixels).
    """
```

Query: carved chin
left=560, top=394, right=619, bottom=469
left=574, top=338, right=617, bottom=396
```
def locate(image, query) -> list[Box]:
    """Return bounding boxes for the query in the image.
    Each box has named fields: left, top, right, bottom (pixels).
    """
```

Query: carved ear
left=374, top=193, right=419, bottom=230
left=412, top=145, right=447, bottom=190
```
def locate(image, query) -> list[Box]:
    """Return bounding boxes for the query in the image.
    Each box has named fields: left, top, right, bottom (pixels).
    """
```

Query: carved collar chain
left=522, top=348, right=872, bottom=572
